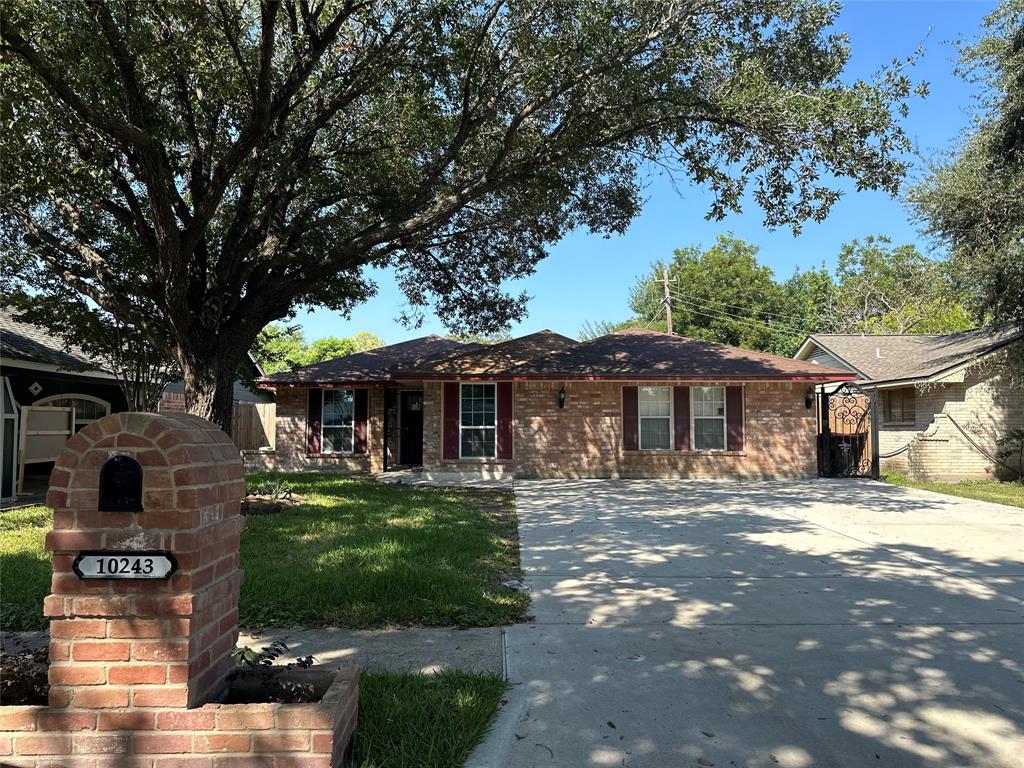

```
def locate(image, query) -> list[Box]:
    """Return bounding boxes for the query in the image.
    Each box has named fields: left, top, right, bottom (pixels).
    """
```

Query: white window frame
left=459, top=383, right=497, bottom=459
left=1, top=377, right=20, bottom=502
left=321, top=388, right=355, bottom=454
left=691, top=386, right=728, bottom=452
left=33, top=393, right=110, bottom=431
left=638, top=386, right=673, bottom=451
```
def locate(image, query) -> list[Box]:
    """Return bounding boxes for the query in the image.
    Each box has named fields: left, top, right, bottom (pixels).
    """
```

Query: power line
left=669, top=287, right=828, bottom=325
left=667, top=291, right=817, bottom=337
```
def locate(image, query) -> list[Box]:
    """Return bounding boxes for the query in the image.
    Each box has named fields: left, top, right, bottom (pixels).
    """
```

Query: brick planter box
left=0, top=413, right=359, bottom=767
left=0, top=666, right=358, bottom=767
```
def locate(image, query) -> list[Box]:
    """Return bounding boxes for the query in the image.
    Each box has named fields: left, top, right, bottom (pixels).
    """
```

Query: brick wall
left=878, top=359, right=1024, bottom=480
left=423, top=380, right=817, bottom=479
left=0, top=411, right=358, bottom=767
left=243, top=387, right=384, bottom=474
left=0, top=666, right=357, bottom=767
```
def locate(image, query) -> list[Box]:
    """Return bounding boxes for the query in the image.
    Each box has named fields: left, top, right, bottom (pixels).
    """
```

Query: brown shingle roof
left=506, top=327, right=853, bottom=380
left=803, top=324, right=1024, bottom=383
left=261, top=335, right=470, bottom=385
left=397, top=330, right=579, bottom=377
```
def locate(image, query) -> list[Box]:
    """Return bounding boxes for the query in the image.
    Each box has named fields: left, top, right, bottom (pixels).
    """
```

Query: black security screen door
left=400, top=391, right=424, bottom=466
left=817, top=382, right=879, bottom=479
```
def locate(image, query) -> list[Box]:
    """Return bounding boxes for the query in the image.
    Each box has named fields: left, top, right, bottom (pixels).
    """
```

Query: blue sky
left=297, top=0, right=993, bottom=344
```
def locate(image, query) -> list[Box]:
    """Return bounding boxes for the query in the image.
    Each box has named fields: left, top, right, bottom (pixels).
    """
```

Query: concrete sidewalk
left=469, top=479, right=1024, bottom=768
left=238, top=626, right=502, bottom=675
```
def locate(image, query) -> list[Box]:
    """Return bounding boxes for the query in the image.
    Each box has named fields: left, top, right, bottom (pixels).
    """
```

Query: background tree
left=1, top=0, right=923, bottom=431
left=4, top=291, right=179, bottom=411
left=349, top=331, right=384, bottom=353
left=909, top=0, right=1024, bottom=330
left=251, top=323, right=385, bottom=372
left=628, top=235, right=801, bottom=353
left=303, top=336, right=356, bottom=364
left=830, top=236, right=973, bottom=333
left=251, top=324, right=307, bottom=375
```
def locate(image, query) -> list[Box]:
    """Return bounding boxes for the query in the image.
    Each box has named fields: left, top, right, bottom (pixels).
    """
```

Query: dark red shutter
left=307, top=388, right=322, bottom=454
left=443, top=383, right=460, bottom=459
left=353, top=389, right=369, bottom=454
left=726, top=386, right=744, bottom=451
left=673, top=386, right=690, bottom=451
left=622, top=386, right=638, bottom=451
left=497, top=382, right=513, bottom=460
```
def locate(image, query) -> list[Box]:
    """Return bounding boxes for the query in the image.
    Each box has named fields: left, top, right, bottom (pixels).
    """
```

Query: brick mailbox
left=0, top=412, right=357, bottom=767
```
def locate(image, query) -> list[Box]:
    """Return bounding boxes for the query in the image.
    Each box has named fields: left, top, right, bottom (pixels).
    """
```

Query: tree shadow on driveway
left=494, top=479, right=1024, bottom=768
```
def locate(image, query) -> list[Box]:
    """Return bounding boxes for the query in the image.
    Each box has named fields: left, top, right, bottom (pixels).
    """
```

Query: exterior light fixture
left=558, top=386, right=567, bottom=409
left=805, top=388, right=816, bottom=409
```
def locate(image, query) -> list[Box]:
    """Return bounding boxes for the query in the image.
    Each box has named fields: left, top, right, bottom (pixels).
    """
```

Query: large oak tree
left=2, top=0, right=922, bottom=431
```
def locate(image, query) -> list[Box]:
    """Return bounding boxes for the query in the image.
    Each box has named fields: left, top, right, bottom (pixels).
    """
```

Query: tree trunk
left=179, top=350, right=240, bottom=436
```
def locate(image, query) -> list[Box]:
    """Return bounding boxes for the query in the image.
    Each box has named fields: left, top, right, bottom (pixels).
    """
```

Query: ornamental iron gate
left=817, top=382, right=879, bottom=479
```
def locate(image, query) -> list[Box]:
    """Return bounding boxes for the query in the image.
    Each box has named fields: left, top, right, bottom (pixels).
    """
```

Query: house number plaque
left=73, top=551, right=177, bottom=580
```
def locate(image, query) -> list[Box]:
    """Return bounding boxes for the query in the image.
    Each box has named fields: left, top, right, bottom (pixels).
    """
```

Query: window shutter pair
left=621, top=385, right=743, bottom=451
left=306, top=388, right=368, bottom=455
left=443, top=382, right=513, bottom=460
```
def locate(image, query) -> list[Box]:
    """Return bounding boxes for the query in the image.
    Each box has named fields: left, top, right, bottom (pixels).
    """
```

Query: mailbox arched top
left=98, top=454, right=143, bottom=512
left=48, top=412, right=241, bottom=514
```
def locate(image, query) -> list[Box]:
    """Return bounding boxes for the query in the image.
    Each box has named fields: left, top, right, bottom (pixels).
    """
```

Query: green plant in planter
left=996, top=429, right=1024, bottom=481
left=229, top=640, right=319, bottom=703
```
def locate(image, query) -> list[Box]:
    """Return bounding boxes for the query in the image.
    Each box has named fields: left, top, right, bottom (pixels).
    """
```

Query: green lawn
left=351, top=671, right=507, bottom=768
left=0, top=506, right=52, bottom=631
left=0, top=474, right=528, bottom=631
left=883, top=472, right=1024, bottom=508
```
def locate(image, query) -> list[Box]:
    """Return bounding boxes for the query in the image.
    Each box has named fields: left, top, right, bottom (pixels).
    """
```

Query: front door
left=399, top=391, right=424, bottom=465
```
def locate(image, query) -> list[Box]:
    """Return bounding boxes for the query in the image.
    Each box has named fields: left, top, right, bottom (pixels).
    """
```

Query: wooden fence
left=231, top=402, right=275, bottom=451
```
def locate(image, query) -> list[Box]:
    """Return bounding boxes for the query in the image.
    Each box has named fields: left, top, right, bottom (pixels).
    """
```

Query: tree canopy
left=252, top=323, right=384, bottom=373
left=613, top=234, right=972, bottom=356
left=2, top=0, right=923, bottom=429
left=908, top=0, right=1024, bottom=330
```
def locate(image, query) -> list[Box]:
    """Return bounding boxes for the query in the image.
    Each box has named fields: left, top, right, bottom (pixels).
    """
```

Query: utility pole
left=661, top=265, right=673, bottom=335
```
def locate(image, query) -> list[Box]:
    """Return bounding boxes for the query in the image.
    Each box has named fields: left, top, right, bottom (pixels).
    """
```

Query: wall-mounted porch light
left=558, top=385, right=567, bottom=409
left=805, top=387, right=816, bottom=409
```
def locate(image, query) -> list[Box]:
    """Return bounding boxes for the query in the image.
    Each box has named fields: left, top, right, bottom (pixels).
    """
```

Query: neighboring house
left=794, top=325, right=1024, bottom=481
left=0, top=308, right=271, bottom=501
left=253, top=328, right=853, bottom=479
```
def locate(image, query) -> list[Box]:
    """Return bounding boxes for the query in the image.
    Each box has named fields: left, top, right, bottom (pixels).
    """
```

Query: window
left=692, top=386, right=726, bottom=451
left=638, top=386, right=672, bottom=450
left=460, top=383, right=496, bottom=458
left=33, top=394, right=110, bottom=432
left=322, top=389, right=354, bottom=453
left=883, top=388, right=916, bottom=424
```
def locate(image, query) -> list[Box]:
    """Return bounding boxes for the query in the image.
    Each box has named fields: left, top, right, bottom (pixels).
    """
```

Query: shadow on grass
left=240, top=473, right=528, bottom=628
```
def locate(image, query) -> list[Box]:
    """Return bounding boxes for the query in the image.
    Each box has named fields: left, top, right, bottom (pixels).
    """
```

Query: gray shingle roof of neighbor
left=395, top=330, right=580, bottom=377
left=801, top=324, right=1024, bottom=383
left=260, top=335, right=472, bottom=384
left=0, top=307, right=106, bottom=371
left=501, top=327, right=854, bottom=380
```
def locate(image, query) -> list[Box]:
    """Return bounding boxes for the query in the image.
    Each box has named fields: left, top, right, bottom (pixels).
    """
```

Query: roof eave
left=393, top=372, right=856, bottom=382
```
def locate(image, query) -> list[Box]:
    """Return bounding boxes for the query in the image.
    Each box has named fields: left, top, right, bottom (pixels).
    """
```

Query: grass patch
left=350, top=670, right=507, bottom=768
left=883, top=472, right=1024, bottom=508
left=241, top=473, right=527, bottom=628
left=1, top=474, right=526, bottom=631
left=0, top=506, right=52, bottom=631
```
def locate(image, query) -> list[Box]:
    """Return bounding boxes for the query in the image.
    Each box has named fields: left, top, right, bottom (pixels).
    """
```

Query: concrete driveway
left=469, top=480, right=1024, bottom=768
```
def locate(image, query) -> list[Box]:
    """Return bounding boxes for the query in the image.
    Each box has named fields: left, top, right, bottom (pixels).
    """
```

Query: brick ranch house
left=794, top=324, right=1024, bottom=481
left=248, top=328, right=854, bottom=479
